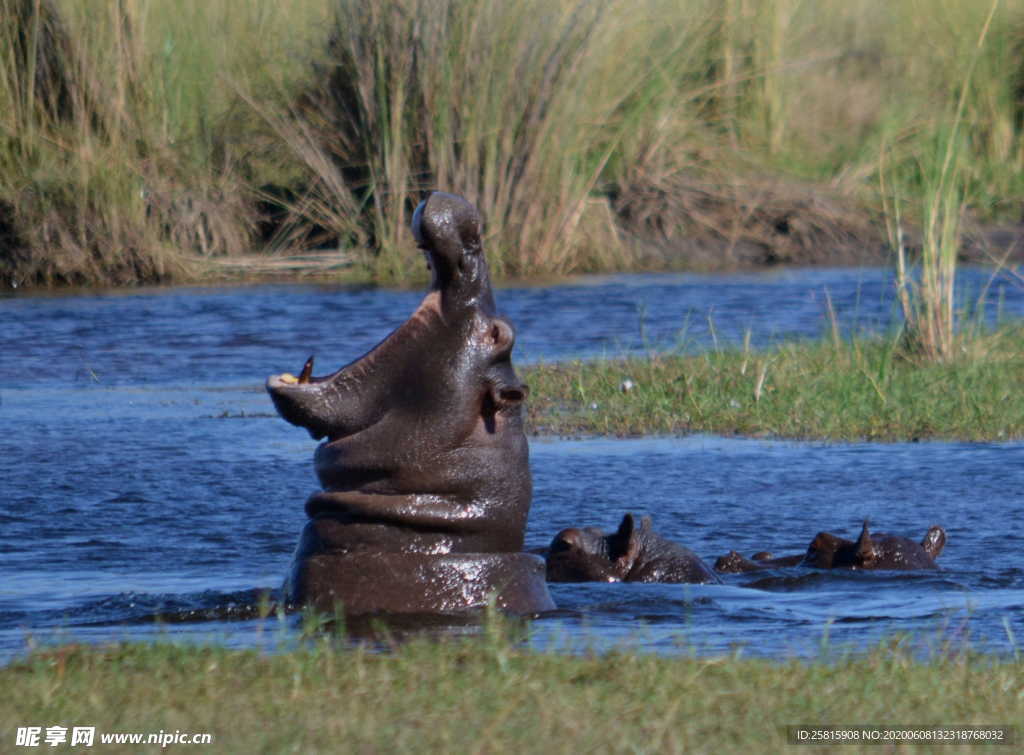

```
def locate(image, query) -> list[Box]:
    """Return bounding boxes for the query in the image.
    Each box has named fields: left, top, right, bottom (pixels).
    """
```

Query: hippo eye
left=498, top=387, right=525, bottom=403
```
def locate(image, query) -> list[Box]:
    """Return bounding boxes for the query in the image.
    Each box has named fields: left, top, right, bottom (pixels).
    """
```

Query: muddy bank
left=613, top=176, right=1024, bottom=273
left=170, top=181, right=1024, bottom=286
left=7, top=181, right=1021, bottom=289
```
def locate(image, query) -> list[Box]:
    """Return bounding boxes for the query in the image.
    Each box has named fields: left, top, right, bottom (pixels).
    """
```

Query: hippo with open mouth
left=267, top=191, right=554, bottom=615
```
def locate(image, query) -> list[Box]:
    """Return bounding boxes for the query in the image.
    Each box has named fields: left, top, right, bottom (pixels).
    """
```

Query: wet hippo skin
left=545, top=513, right=721, bottom=584
left=801, top=520, right=946, bottom=570
left=267, top=191, right=554, bottom=614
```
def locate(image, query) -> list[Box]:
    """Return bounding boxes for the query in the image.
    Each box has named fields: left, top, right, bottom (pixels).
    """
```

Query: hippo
left=267, top=191, right=554, bottom=615
left=545, top=513, right=721, bottom=584
left=801, top=521, right=946, bottom=570
left=714, top=550, right=803, bottom=574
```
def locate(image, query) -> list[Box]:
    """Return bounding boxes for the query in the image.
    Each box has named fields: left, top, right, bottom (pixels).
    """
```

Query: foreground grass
left=1, top=635, right=1021, bottom=753
left=524, top=326, right=1024, bottom=440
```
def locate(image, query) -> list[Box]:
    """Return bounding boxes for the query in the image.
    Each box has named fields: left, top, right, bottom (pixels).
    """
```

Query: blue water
left=2, top=267, right=1023, bottom=662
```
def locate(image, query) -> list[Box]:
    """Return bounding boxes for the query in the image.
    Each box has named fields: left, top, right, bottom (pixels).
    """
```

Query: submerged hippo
left=545, top=513, right=720, bottom=584
left=801, top=521, right=946, bottom=570
left=714, top=550, right=804, bottom=574
left=267, top=191, right=554, bottom=614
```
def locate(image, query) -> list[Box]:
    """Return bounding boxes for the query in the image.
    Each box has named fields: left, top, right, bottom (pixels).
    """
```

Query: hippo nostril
left=411, top=199, right=427, bottom=245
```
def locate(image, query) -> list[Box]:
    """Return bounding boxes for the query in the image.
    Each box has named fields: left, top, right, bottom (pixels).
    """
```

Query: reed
left=887, top=0, right=1001, bottom=362
left=275, top=0, right=718, bottom=281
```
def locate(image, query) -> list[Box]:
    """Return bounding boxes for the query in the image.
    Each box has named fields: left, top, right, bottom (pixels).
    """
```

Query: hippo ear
left=610, top=514, right=642, bottom=573
left=486, top=318, right=517, bottom=355
left=615, top=513, right=636, bottom=541
left=921, top=526, right=946, bottom=559
left=854, top=520, right=876, bottom=566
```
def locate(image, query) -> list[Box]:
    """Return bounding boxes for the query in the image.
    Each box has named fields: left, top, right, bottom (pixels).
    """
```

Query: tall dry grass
left=0, top=0, right=329, bottom=286
left=2, top=0, right=1024, bottom=287
left=271, top=0, right=722, bottom=281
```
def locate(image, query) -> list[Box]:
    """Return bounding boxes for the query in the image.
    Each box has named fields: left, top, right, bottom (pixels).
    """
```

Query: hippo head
left=800, top=531, right=852, bottom=569
left=802, top=521, right=880, bottom=569
left=267, top=192, right=523, bottom=443
left=266, top=192, right=531, bottom=554
left=546, top=513, right=720, bottom=584
left=714, top=550, right=757, bottom=574
left=802, top=521, right=945, bottom=570
left=545, top=515, right=643, bottom=582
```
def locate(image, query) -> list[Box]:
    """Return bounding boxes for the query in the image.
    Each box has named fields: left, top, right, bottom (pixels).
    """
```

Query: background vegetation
left=2, top=0, right=1023, bottom=287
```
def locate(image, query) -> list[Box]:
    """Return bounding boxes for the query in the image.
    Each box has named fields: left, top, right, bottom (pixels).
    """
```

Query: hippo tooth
left=298, top=356, right=314, bottom=384
left=279, top=373, right=298, bottom=384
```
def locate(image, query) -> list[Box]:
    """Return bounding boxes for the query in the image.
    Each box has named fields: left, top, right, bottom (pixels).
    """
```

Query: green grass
left=523, top=325, right=1024, bottom=440
left=1, top=633, right=1020, bottom=753
left=3, top=0, right=1024, bottom=287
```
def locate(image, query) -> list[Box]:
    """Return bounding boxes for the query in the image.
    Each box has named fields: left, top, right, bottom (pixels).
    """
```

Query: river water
left=2, top=267, right=1023, bottom=661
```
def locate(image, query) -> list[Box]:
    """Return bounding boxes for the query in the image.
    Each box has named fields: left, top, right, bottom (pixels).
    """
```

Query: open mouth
left=266, top=354, right=347, bottom=441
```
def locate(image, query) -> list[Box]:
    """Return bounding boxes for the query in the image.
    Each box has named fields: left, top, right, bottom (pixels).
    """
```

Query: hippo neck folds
left=267, top=192, right=553, bottom=614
